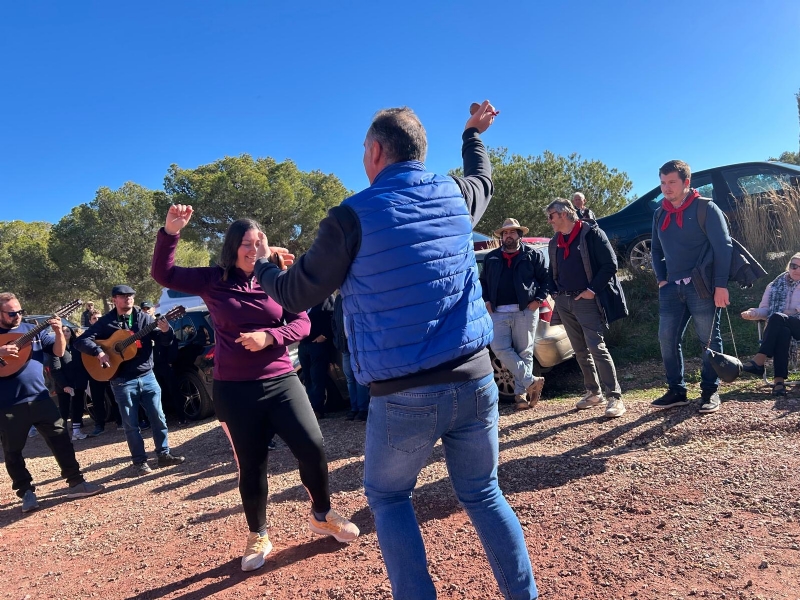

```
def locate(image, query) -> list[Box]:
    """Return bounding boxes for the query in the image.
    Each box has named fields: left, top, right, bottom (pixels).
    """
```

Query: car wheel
left=627, top=237, right=653, bottom=271
left=490, top=351, right=542, bottom=402
left=178, top=370, right=214, bottom=421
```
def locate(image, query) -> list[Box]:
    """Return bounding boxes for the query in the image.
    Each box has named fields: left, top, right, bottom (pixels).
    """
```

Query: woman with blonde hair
left=740, top=252, right=800, bottom=395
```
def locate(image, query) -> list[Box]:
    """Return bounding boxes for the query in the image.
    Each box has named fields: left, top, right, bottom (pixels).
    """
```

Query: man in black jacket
left=75, top=285, right=185, bottom=475
left=546, top=199, right=628, bottom=418
left=479, top=218, right=548, bottom=410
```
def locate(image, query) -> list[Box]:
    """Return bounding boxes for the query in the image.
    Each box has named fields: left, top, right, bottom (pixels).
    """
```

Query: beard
left=502, top=238, right=520, bottom=251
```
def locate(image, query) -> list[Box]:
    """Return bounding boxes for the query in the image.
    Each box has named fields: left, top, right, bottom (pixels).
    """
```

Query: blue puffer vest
left=341, top=161, right=493, bottom=385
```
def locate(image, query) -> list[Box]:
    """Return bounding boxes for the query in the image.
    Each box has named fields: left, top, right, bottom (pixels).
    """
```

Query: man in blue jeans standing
left=75, top=285, right=186, bottom=475
left=650, top=160, right=732, bottom=414
left=480, top=217, right=547, bottom=411
left=255, top=102, right=537, bottom=599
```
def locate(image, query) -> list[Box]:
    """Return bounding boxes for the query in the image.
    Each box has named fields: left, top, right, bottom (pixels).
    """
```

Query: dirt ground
left=2, top=358, right=799, bottom=600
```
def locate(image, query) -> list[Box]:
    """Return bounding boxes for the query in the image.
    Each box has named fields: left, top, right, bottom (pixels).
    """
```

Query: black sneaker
left=356, top=410, right=369, bottom=421
left=133, top=462, right=153, bottom=476
left=87, top=426, right=105, bottom=438
left=651, top=390, right=689, bottom=409
left=741, top=360, right=765, bottom=377
left=698, top=392, right=721, bottom=414
left=267, top=440, right=277, bottom=451
left=345, top=411, right=357, bottom=421
left=157, top=453, right=185, bottom=467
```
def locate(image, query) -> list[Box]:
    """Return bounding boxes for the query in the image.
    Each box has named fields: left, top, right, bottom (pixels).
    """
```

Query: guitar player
left=0, top=291, right=104, bottom=513
left=75, top=285, right=186, bottom=475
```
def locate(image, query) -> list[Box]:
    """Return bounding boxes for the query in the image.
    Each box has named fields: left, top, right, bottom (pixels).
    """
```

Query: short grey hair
left=0, top=292, right=18, bottom=308
left=546, top=198, right=578, bottom=222
left=572, top=192, right=585, bottom=202
left=366, top=107, right=427, bottom=164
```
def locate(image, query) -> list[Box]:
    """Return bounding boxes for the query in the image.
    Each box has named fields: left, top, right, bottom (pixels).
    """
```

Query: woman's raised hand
left=165, top=204, right=194, bottom=235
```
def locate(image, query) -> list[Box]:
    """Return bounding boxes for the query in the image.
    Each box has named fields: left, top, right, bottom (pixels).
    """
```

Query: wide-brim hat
left=494, top=218, right=529, bottom=237
left=111, top=285, right=136, bottom=296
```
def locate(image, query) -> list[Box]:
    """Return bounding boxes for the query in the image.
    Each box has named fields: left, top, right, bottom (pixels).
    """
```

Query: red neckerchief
left=557, top=220, right=582, bottom=259
left=660, top=189, right=700, bottom=231
left=501, top=249, right=520, bottom=268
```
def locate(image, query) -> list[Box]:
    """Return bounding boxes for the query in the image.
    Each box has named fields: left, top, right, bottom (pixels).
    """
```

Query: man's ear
left=369, top=139, right=383, bottom=167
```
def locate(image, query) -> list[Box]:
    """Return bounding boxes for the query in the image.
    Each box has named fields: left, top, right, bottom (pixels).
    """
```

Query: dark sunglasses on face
left=1, top=309, right=26, bottom=317
left=547, top=212, right=558, bottom=220
left=789, top=264, right=800, bottom=270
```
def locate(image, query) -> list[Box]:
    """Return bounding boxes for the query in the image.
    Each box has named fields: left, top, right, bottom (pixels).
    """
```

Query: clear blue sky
left=2, top=0, right=799, bottom=225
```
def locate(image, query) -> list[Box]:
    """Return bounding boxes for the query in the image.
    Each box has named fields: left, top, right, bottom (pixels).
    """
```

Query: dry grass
left=734, top=182, right=800, bottom=261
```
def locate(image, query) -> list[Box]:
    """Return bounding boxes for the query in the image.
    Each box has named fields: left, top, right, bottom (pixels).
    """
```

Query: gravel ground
left=1, top=358, right=799, bottom=600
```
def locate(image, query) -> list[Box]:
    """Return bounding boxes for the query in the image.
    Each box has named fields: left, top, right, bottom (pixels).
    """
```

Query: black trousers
left=57, top=390, right=86, bottom=425
left=89, top=378, right=121, bottom=427
left=297, top=341, right=331, bottom=413
left=154, top=363, right=186, bottom=420
left=759, top=312, right=800, bottom=379
left=0, top=396, right=85, bottom=497
left=213, top=372, right=331, bottom=533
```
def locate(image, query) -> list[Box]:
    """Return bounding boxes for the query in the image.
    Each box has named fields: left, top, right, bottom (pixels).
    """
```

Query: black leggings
left=213, top=372, right=331, bottom=533
left=57, top=390, right=86, bottom=425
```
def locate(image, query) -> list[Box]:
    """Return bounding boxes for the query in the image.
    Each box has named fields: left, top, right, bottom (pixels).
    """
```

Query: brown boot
left=526, top=377, right=545, bottom=408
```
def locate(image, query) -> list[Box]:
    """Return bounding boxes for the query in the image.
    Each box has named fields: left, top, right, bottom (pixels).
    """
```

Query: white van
left=154, top=288, right=206, bottom=314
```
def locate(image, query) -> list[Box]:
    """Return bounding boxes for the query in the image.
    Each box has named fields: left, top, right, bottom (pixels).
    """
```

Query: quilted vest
left=341, top=161, right=493, bottom=385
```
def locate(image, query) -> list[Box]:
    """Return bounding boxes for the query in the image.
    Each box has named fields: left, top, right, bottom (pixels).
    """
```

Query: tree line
left=1, top=149, right=634, bottom=315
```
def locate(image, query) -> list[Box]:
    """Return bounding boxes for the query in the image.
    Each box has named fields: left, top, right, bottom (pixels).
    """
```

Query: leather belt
left=556, top=290, right=585, bottom=297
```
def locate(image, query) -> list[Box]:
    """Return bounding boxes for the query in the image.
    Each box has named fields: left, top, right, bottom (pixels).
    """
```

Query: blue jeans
left=489, top=309, right=538, bottom=395
left=658, top=281, right=722, bottom=394
left=110, top=371, right=170, bottom=464
left=364, top=373, right=538, bottom=600
left=342, top=351, right=370, bottom=412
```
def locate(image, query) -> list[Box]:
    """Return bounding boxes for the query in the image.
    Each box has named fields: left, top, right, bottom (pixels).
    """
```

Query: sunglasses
left=1, top=309, right=27, bottom=317
left=789, top=264, right=800, bottom=270
left=547, top=212, right=559, bottom=221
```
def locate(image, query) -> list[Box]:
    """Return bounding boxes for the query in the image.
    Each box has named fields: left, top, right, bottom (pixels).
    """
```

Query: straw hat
left=493, top=218, right=529, bottom=237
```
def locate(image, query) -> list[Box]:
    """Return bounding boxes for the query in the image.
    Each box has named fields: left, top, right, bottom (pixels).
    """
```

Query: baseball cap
left=140, top=301, right=153, bottom=309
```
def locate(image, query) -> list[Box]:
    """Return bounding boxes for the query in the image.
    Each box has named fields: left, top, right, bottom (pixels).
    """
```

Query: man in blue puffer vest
left=255, top=102, right=538, bottom=600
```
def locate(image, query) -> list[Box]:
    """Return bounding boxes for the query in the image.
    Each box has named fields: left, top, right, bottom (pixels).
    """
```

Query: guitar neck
left=14, top=302, right=79, bottom=350
left=117, top=319, right=159, bottom=352
left=12, top=321, right=52, bottom=351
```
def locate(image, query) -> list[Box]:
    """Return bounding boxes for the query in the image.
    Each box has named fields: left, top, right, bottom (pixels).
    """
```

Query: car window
left=167, top=289, right=199, bottom=299
left=722, top=166, right=792, bottom=198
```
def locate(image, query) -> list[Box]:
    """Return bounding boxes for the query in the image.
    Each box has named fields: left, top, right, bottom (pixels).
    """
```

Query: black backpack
left=655, top=198, right=767, bottom=290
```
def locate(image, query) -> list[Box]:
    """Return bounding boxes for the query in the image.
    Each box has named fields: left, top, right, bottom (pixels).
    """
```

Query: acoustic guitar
left=0, top=299, right=84, bottom=378
left=82, top=305, right=186, bottom=382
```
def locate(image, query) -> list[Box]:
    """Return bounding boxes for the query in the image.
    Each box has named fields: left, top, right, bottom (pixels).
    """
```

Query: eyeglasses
left=789, top=264, right=800, bottom=270
left=1, top=309, right=26, bottom=317
left=547, top=212, right=559, bottom=221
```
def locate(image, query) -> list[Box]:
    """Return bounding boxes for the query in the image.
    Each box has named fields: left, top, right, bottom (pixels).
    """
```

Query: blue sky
left=2, top=1, right=799, bottom=227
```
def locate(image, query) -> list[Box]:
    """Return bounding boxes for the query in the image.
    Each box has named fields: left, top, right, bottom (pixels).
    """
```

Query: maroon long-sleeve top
left=151, top=228, right=310, bottom=382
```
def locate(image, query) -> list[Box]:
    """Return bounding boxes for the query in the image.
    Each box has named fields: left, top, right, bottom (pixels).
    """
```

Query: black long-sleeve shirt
left=255, top=127, right=494, bottom=395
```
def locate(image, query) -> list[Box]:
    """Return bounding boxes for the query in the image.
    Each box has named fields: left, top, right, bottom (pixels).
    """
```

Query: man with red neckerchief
left=546, top=200, right=628, bottom=418
left=650, top=159, right=732, bottom=414
left=479, top=218, right=548, bottom=410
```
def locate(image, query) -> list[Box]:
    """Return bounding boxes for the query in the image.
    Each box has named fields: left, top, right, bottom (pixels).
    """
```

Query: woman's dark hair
left=218, top=218, right=263, bottom=280
left=64, top=326, right=78, bottom=343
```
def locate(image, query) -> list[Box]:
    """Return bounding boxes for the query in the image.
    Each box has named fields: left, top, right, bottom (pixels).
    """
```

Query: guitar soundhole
left=114, top=343, right=124, bottom=355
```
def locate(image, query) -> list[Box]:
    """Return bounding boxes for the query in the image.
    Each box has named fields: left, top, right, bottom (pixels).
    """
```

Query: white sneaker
left=72, top=429, right=87, bottom=441
left=241, top=532, right=273, bottom=572
left=604, top=397, right=626, bottom=418
left=575, top=392, right=603, bottom=410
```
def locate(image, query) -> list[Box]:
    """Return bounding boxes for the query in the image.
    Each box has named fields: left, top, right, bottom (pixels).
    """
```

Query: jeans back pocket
left=386, top=403, right=437, bottom=454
